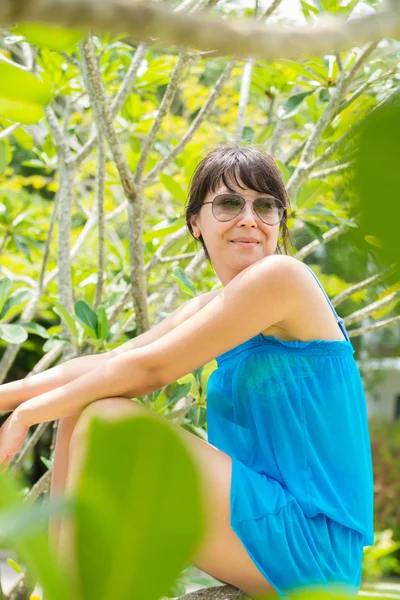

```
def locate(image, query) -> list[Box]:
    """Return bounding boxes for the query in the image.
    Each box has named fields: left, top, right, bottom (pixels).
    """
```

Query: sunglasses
left=201, top=193, right=286, bottom=226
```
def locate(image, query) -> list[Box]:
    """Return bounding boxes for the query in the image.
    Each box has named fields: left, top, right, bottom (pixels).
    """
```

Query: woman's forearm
left=15, top=351, right=158, bottom=426
left=0, top=353, right=110, bottom=413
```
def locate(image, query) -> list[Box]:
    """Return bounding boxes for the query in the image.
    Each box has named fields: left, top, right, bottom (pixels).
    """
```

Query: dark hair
left=185, top=144, right=293, bottom=263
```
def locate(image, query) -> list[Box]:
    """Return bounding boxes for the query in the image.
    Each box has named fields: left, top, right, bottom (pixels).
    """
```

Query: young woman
left=0, top=145, right=374, bottom=598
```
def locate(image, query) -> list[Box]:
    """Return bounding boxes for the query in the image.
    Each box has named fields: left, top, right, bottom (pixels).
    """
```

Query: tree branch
left=332, top=265, right=397, bottom=307
left=345, top=289, right=400, bottom=327
left=0, top=1, right=398, bottom=61
left=294, top=223, right=348, bottom=261
left=348, top=314, right=400, bottom=338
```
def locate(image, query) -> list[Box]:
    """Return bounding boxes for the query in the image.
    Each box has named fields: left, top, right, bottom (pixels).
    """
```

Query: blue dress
left=205, top=264, right=374, bottom=598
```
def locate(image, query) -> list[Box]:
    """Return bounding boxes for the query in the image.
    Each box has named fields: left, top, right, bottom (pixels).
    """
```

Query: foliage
left=369, top=415, right=400, bottom=549
left=0, top=0, right=400, bottom=596
left=0, top=414, right=205, bottom=600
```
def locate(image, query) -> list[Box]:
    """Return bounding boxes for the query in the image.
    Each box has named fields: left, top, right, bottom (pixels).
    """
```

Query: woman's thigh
left=68, top=397, right=278, bottom=598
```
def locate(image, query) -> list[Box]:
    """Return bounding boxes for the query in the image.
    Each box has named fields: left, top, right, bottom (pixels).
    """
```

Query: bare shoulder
left=240, top=254, right=312, bottom=291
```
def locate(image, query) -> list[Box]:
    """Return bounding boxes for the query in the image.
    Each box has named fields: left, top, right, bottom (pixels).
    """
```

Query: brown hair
left=185, top=144, right=293, bottom=263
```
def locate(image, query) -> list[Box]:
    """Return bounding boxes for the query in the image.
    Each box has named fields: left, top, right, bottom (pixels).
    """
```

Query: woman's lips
left=231, top=241, right=259, bottom=247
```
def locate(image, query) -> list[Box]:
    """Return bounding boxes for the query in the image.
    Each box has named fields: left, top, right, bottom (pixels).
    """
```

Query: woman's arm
left=0, top=291, right=219, bottom=413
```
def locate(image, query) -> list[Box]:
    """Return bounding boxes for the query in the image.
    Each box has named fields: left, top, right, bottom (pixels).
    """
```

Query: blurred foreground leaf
left=353, top=103, right=400, bottom=276
left=75, top=412, right=206, bottom=600
left=0, top=470, right=71, bottom=600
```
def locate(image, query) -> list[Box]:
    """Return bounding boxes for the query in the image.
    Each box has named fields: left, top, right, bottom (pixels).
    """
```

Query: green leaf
left=19, top=321, right=50, bottom=339
left=0, top=324, right=28, bottom=344
left=319, top=88, right=330, bottom=103
left=159, top=173, right=188, bottom=203
left=14, top=233, right=33, bottom=263
left=300, top=0, right=320, bottom=16
left=75, top=415, right=205, bottom=600
left=0, top=62, right=51, bottom=124
left=42, top=335, right=71, bottom=353
left=0, top=140, right=7, bottom=174
left=0, top=97, right=46, bottom=125
left=277, top=89, right=317, bottom=120
left=12, top=22, right=84, bottom=52
left=143, top=218, right=184, bottom=242
left=0, top=277, right=12, bottom=314
left=188, top=405, right=207, bottom=427
left=296, top=180, right=332, bottom=209
left=53, top=302, right=79, bottom=340
left=40, top=456, right=53, bottom=470
left=7, top=557, right=23, bottom=574
left=302, top=221, right=325, bottom=243
left=171, top=267, right=197, bottom=298
left=0, top=288, right=33, bottom=320
left=303, top=205, right=357, bottom=228
left=74, top=300, right=98, bottom=337
left=163, top=382, right=192, bottom=409
left=96, top=305, right=109, bottom=341
left=279, top=59, right=325, bottom=84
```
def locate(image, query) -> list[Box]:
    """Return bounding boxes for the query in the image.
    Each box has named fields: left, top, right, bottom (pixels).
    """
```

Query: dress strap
left=303, top=264, right=351, bottom=343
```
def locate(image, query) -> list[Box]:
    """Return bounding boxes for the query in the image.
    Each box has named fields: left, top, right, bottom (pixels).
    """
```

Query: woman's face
left=190, top=179, right=281, bottom=286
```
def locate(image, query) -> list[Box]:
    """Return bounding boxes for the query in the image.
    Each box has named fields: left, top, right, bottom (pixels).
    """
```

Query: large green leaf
left=12, top=23, right=84, bottom=52
left=0, top=62, right=51, bottom=124
left=353, top=103, right=400, bottom=274
left=75, top=414, right=205, bottom=600
left=0, top=470, right=71, bottom=600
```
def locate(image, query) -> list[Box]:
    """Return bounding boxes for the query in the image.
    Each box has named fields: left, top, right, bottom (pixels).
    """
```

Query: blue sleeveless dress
left=205, top=264, right=374, bottom=598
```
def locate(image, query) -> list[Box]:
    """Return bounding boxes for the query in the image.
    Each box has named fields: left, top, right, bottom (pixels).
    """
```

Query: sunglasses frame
left=201, top=193, right=286, bottom=226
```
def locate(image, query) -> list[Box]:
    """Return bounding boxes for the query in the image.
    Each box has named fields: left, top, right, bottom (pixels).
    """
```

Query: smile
left=230, top=241, right=259, bottom=247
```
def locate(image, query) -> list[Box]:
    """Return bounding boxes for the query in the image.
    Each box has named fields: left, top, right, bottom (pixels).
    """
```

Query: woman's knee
left=68, top=397, right=140, bottom=451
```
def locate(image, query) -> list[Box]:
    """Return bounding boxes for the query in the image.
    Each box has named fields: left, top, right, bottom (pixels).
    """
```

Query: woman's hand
left=0, top=411, right=30, bottom=471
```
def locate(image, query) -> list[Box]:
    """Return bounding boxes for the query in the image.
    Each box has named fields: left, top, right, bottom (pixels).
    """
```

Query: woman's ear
left=190, top=215, right=200, bottom=238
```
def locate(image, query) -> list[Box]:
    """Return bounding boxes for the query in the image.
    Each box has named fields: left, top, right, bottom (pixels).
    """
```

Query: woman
left=0, top=145, right=374, bottom=598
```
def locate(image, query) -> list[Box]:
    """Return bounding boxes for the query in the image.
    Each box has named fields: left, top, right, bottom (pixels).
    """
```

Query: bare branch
left=134, top=50, right=195, bottom=183
left=0, top=123, right=19, bottom=140
left=9, top=422, right=50, bottom=474
left=332, top=265, right=397, bottom=307
left=142, top=58, right=236, bottom=186
left=111, top=42, right=149, bottom=116
left=344, top=40, right=379, bottom=85
left=93, top=133, right=106, bottom=312
left=345, top=289, right=400, bottom=327
left=307, top=84, right=400, bottom=173
left=46, top=107, right=75, bottom=318
left=294, top=223, right=348, bottom=261
left=286, top=72, right=349, bottom=197
left=307, top=159, right=355, bottom=180
left=80, top=36, right=137, bottom=199
left=234, top=56, right=256, bottom=143
left=348, top=314, right=400, bottom=338
left=0, top=1, right=398, bottom=61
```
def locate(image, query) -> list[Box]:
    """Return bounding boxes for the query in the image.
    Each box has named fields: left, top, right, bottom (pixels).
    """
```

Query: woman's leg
left=55, top=397, right=278, bottom=598
left=48, top=414, right=82, bottom=555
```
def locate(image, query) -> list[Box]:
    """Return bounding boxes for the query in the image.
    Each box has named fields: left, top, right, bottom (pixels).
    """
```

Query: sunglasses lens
left=254, top=198, right=284, bottom=225
left=213, top=195, right=283, bottom=224
left=213, top=195, right=243, bottom=221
